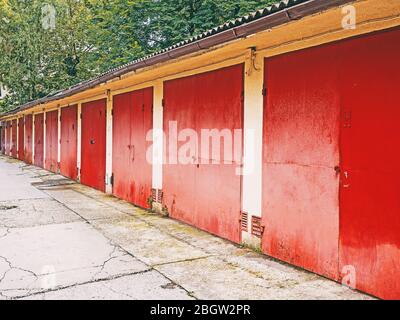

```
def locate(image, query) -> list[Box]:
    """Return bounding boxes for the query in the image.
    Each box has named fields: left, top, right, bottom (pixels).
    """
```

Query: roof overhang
left=0, top=0, right=355, bottom=117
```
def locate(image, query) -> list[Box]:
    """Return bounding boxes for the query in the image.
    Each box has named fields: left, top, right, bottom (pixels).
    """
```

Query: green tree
left=0, top=0, right=102, bottom=110
left=0, top=0, right=277, bottom=112
left=122, top=0, right=276, bottom=53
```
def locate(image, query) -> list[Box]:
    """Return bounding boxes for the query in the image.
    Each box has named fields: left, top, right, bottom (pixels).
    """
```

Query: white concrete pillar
left=105, top=90, right=113, bottom=194
left=77, top=103, right=82, bottom=181
left=149, top=81, right=164, bottom=212
left=16, top=118, right=19, bottom=156
left=57, top=107, right=61, bottom=169
left=32, top=113, right=35, bottom=164
left=9, top=121, right=12, bottom=156
left=152, top=81, right=164, bottom=191
left=43, top=111, right=47, bottom=167
left=23, top=116, right=26, bottom=160
left=4, top=122, right=7, bottom=155
left=241, top=49, right=264, bottom=246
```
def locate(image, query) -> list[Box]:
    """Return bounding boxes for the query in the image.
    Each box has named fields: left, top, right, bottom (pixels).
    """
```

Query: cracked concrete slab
left=43, top=188, right=130, bottom=221
left=0, top=198, right=80, bottom=228
left=154, top=256, right=371, bottom=300
left=92, top=217, right=211, bottom=266
left=23, top=271, right=194, bottom=300
left=135, top=213, right=249, bottom=256
left=0, top=156, right=372, bottom=300
left=0, top=221, right=148, bottom=299
left=0, top=162, right=48, bottom=201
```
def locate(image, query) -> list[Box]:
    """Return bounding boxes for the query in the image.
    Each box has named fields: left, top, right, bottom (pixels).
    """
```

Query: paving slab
left=0, top=222, right=149, bottom=299
left=0, top=198, right=80, bottom=228
left=0, top=160, right=48, bottom=201
left=42, top=187, right=129, bottom=221
left=155, top=256, right=370, bottom=300
left=23, top=270, right=193, bottom=300
left=92, top=217, right=211, bottom=266
left=0, top=156, right=373, bottom=300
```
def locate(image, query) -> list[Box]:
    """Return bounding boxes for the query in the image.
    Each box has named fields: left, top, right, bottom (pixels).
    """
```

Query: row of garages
left=1, top=20, right=400, bottom=299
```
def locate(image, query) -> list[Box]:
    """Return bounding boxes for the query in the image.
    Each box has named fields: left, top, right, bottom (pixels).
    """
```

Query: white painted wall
left=152, top=81, right=164, bottom=190
left=105, top=91, right=113, bottom=194
left=43, top=112, right=47, bottom=166
left=16, top=118, right=19, bottom=155
left=241, top=51, right=264, bottom=244
left=32, top=114, right=35, bottom=163
left=77, top=103, right=82, bottom=180
left=57, top=108, right=61, bottom=165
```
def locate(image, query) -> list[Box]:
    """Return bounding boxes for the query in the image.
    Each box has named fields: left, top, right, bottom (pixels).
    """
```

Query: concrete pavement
left=0, top=155, right=372, bottom=300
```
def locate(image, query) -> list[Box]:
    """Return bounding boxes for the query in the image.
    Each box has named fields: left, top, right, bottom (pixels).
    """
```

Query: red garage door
left=339, top=29, right=400, bottom=300
left=45, top=110, right=59, bottom=173
left=262, top=29, right=400, bottom=299
left=25, top=115, right=33, bottom=164
left=0, top=126, right=4, bottom=154
left=81, top=99, right=106, bottom=192
left=113, top=88, right=153, bottom=208
left=163, top=65, right=244, bottom=243
left=34, top=113, right=44, bottom=168
left=5, top=121, right=10, bottom=155
left=11, top=119, right=17, bottom=158
left=60, top=105, right=78, bottom=180
left=262, top=44, right=341, bottom=280
left=18, top=117, right=24, bottom=161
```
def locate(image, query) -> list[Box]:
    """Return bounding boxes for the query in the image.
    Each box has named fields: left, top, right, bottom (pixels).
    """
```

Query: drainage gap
left=0, top=205, right=18, bottom=211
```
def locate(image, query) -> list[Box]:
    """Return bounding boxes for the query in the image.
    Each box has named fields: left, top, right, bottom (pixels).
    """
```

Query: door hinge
left=110, top=173, right=114, bottom=186
left=162, top=99, right=165, bottom=108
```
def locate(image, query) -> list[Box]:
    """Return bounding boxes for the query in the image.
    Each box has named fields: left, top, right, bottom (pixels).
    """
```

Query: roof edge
left=1, top=0, right=354, bottom=117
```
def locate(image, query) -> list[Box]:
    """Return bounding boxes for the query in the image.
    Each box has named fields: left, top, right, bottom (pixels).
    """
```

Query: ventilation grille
left=157, top=190, right=163, bottom=204
left=151, top=189, right=157, bottom=202
left=241, top=212, right=248, bottom=232
left=251, top=216, right=264, bottom=238
left=152, top=189, right=163, bottom=204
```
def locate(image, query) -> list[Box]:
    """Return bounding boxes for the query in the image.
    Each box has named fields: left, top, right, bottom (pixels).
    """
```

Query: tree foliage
left=0, top=0, right=276, bottom=112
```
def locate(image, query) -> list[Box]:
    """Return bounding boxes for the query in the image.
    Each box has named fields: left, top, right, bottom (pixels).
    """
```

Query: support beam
left=16, top=118, right=19, bottom=156
left=32, top=114, right=35, bottom=164
left=23, top=116, right=26, bottom=161
left=43, top=112, right=47, bottom=167
left=105, top=90, right=113, bottom=194
left=152, top=81, right=164, bottom=212
left=77, top=103, right=82, bottom=181
left=241, top=49, right=264, bottom=247
left=57, top=107, right=61, bottom=172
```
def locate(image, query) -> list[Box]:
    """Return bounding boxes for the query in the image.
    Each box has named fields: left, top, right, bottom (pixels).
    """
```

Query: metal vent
left=157, top=190, right=163, bottom=204
left=251, top=216, right=264, bottom=238
left=151, top=189, right=157, bottom=202
left=241, top=212, right=248, bottom=232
